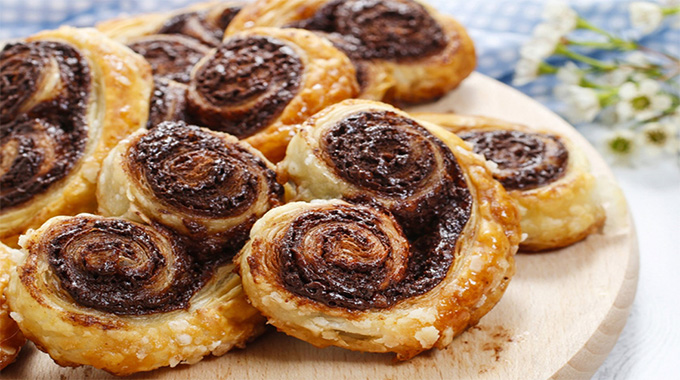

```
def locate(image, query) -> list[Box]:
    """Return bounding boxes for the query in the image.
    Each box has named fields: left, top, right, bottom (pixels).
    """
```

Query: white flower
left=604, top=129, right=640, bottom=164
left=599, top=67, right=634, bottom=87
left=543, top=1, right=579, bottom=34
left=630, top=2, right=664, bottom=34
left=558, top=85, right=602, bottom=123
left=625, top=51, right=650, bottom=67
left=521, top=3, right=579, bottom=63
left=513, top=57, right=541, bottom=86
left=532, top=22, right=563, bottom=42
left=640, top=122, right=679, bottom=154
left=556, top=61, right=583, bottom=85
left=616, top=79, right=673, bottom=121
left=520, top=29, right=561, bottom=61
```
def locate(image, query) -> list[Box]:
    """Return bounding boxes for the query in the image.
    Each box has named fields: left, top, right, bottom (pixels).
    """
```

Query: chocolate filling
left=321, top=110, right=470, bottom=234
left=128, top=35, right=210, bottom=83
left=289, top=0, right=447, bottom=61
left=45, top=216, right=203, bottom=315
left=459, top=130, right=569, bottom=190
left=187, top=35, right=302, bottom=138
left=276, top=205, right=403, bottom=309
left=129, top=121, right=282, bottom=217
left=277, top=111, right=472, bottom=310
left=0, top=41, right=90, bottom=210
left=157, top=6, right=242, bottom=47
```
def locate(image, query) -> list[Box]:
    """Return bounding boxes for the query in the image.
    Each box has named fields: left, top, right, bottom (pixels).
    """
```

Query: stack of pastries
left=0, top=0, right=604, bottom=375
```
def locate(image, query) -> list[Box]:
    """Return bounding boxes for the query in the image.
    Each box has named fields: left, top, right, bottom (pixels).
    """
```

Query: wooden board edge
left=551, top=222, right=640, bottom=379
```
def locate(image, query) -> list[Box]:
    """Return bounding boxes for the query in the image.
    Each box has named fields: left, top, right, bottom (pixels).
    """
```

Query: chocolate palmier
left=4, top=214, right=265, bottom=375
left=239, top=100, right=520, bottom=359
left=97, top=121, right=284, bottom=260
left=412, top=112, right=606, bottom=251
left=0, top=27, right=152, bottom=246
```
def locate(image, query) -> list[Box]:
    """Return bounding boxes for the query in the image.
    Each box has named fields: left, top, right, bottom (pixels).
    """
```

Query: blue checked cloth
left=0, top=0, right=678, bottom=117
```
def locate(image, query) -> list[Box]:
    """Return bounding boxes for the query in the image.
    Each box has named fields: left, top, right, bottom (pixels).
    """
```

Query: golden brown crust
left=0, top=27, right=152, bottom=246
left=187, top=27, right=358, bottom=162
left=239, top=100, right=520, bottom=359
left=383, top=11, right=476, bottom=104
left=411, top=112, right=606, bottom=251
left=226, top=0, right=475, bottom=104
left=5, top=214, right=266, bottom=376
left=0, top=243, right=25, bottom=370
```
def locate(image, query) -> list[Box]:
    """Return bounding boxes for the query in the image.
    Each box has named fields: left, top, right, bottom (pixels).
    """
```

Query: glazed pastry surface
left=0, top=244, right=25, bottom=370
left=0, top=27, right=152, bottom=246
left=226, top=0, right=476, bottom=103
left=412, top=112, right=606, bottom=251
left=240, top=100, right=520, bottom=359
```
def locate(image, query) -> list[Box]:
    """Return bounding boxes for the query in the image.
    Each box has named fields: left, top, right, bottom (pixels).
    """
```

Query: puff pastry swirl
left=97, top=121, right=284, bottom=260
left=0, top=27, right=152, bottom=246
left=239, top=100, right=520, bottom=359
left=5, top=214, right=265, bottom=375
left=226, top=0, right=476, bottom=104
left=412, top=112, right=606, bottom=251
left=187, top=27, right=359, bottom=162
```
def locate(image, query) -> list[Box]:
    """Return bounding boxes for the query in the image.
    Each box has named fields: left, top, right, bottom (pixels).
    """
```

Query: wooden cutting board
left=3, top=73, right=639, bottom=380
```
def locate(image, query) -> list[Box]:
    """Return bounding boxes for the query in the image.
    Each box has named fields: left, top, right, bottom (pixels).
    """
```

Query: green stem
left=579, top=77, right=610, bottom=90
left=576, top=17, right=637, bottom=50
left=598, top=88, right=619, bottom=108
left=538, top=61, right=558, bottom=75
left=554, top=44, right=617, bottom=71
left=565, top=39, right=636, bottom=51
left=662, top=6, right=680, bottom=16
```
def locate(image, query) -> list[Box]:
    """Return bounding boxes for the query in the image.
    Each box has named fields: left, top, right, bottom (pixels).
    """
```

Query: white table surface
left=592, top=160, right=680, bottom=379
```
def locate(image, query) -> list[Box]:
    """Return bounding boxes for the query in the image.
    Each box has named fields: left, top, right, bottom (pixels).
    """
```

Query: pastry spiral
left=187, top=27, right=359, bottom=162
left=240, top=100, right=520, bottom=359
left=97, top=1, right=245, bottom=47
left=97, top=121, right=284, bottom=260
left=412, top=112, right=606, bottom=251
left=226, top=0, right=476, bottom=103
left=4, top=214, right=265, bottom=375
left=0, top=243, right=24, bottom=370
left=0, top=27, right=152, bottom=246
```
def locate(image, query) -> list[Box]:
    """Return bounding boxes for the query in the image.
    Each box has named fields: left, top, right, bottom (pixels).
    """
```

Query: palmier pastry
left=187, top=27, right=359, bottom=162
left=4, top=214, right=266, bottom=375
left=412, top=112, right=606, bottom=251
left=0, top=27, right=152, bottom=246
left=97, top=1, right=245, bottom=47
left=97, top=121, right=284, bottom=260
left=239, top=100, right=520, bottom=359
left=226, top=0, right=476, bottom=104
left=0, top=243, right=25, bottom=370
